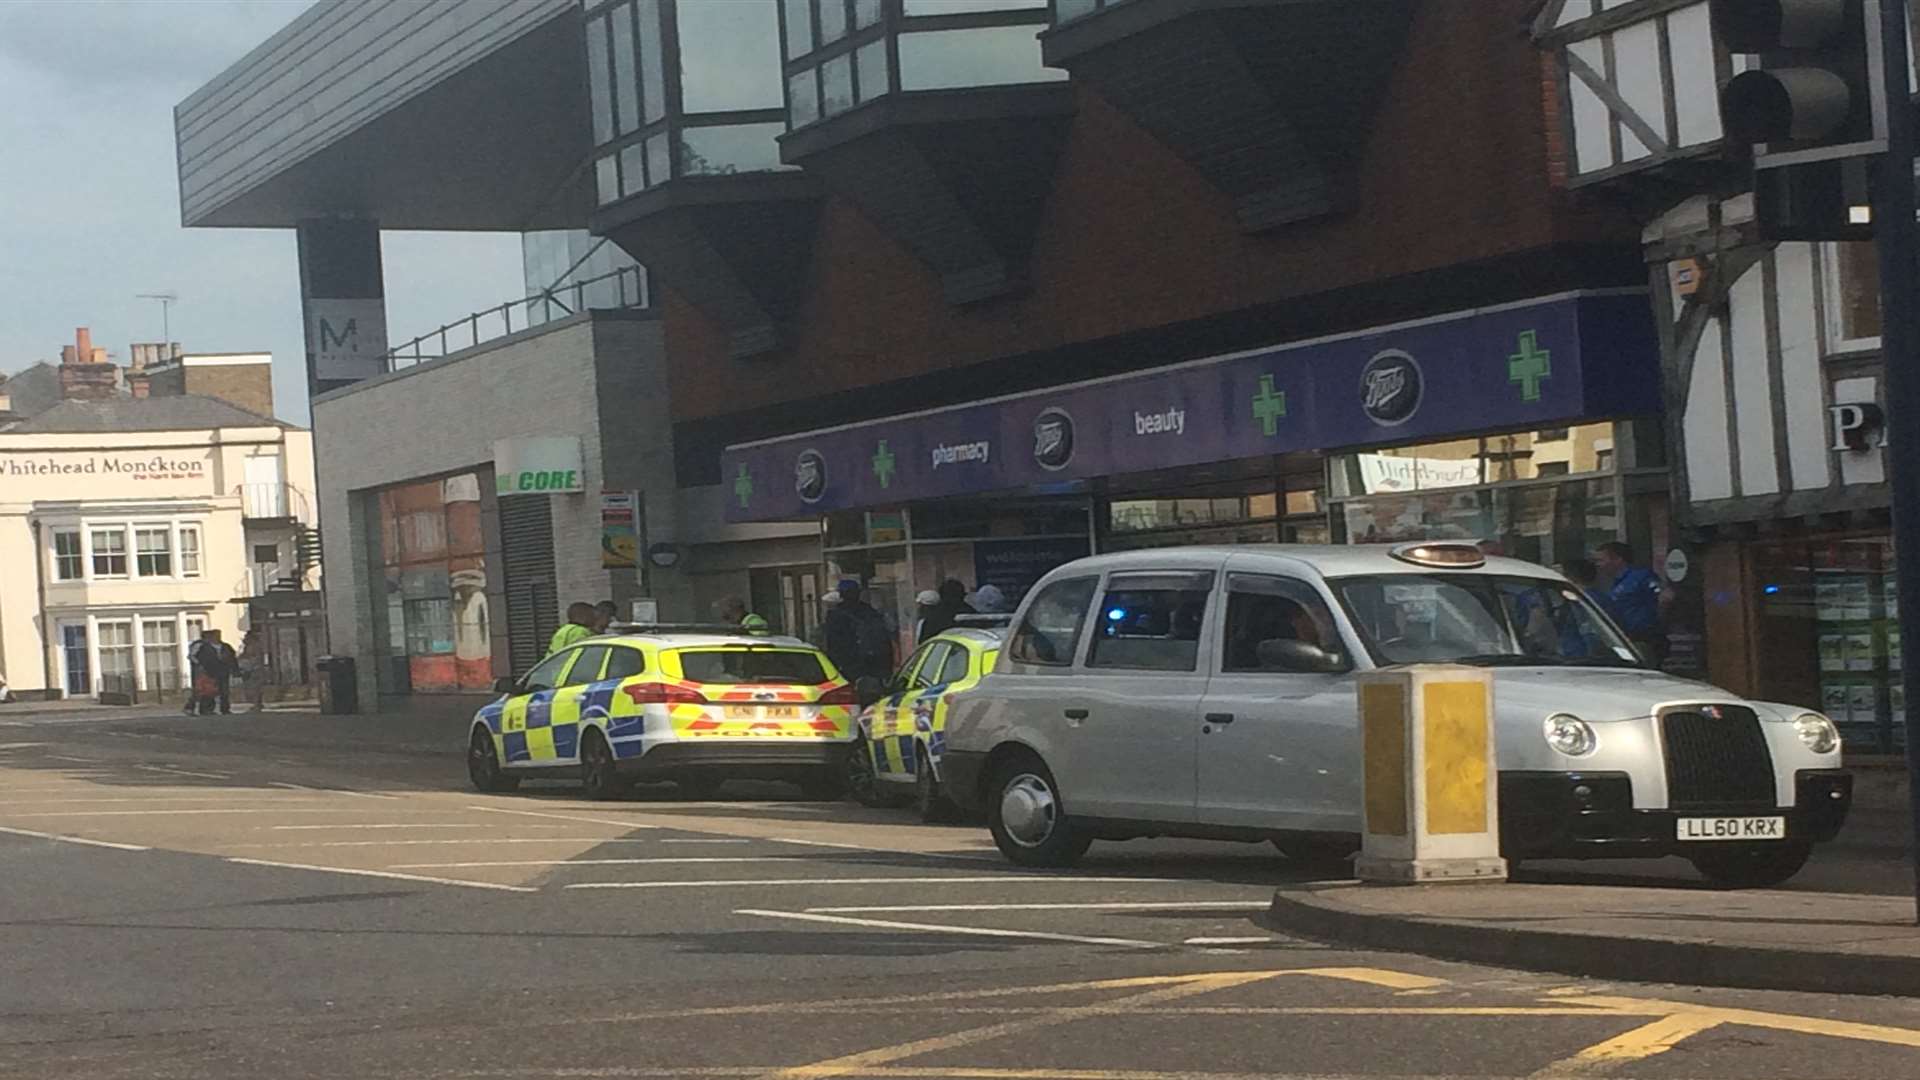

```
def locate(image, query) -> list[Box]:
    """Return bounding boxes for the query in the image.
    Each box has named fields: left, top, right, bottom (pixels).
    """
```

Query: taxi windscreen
left=674, top=648, right=830, bottom=685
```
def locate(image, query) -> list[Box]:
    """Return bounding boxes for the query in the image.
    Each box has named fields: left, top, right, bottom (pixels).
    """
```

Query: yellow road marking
left=1528, top=1012, right=1724, bottom=1077
left=770, top=970, right=1287, bottom=1079
left=1280, top=967, right=1448, bottom=991
left=1560, top=994, right=1920, bottom=1049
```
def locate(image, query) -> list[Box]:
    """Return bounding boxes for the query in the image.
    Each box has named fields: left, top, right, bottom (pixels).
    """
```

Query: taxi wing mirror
left=1256, top=639, right=1346, bottom=674
left=854, top=676, right=886, bottom=708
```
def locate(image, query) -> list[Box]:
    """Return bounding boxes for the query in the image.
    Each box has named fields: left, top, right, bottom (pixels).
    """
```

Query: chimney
left=58, top=326, right=122, bottom=401
left=75, top=327, right=93, bottom=358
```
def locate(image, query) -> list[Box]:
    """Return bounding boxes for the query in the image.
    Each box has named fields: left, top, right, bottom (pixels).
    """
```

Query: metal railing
left=234, top=482, right=314, bottom=524
left=384, top=266, right=649, bottom=371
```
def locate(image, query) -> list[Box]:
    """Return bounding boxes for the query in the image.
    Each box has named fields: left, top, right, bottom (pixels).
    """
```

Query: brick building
left=179, top=0, right=1669, bottom=703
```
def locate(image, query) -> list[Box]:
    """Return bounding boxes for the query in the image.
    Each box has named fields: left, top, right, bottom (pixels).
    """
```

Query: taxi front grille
left=1660, top=706, right=1774, bottom=810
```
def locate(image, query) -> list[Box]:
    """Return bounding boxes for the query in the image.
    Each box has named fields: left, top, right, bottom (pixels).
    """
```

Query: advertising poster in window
left=973, top=537, right=1090, bottom=606
left=600, top=491, right=639, bottom=570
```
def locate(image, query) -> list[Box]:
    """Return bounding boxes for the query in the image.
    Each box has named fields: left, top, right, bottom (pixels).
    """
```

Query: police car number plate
left=723, top=705, right=798, bottom=720
left=1676, top=816, right=1786, bottom=841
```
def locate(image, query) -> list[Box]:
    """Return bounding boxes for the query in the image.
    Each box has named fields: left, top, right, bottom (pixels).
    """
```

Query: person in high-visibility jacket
left=716, top=596, right=769, bottom=635
left=548, top=602, right=597, bottom=655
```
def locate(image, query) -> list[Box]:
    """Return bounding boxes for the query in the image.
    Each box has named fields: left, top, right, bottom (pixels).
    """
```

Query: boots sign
left=493, top=437, right=585, bottom=495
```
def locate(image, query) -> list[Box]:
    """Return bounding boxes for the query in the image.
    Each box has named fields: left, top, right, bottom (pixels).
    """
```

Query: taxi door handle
left=1063, top=708, right=1089, bottom=721
left=1204, top=712, right=1235, bottom=725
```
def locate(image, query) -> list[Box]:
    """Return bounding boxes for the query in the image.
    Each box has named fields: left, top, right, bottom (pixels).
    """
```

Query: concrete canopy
left=176, top=0, right=593, bottom=231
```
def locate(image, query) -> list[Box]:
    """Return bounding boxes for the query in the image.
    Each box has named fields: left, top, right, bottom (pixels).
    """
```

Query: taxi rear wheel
left=987, top=752, right=1090, bottom=868
left=1689, top=840, right=1812, bottom=889
left=579, top=731, right=626, bottom=801
left=468, top=729, right=519, bottom=793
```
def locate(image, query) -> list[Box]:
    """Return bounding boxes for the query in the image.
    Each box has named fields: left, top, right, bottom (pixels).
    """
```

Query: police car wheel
left=468, top=729, right=519, bottom=793
left=579, top=732, right=626, bottom=801
left=1689, top=840, right=1812, bottom=889
left=914, top=747, right=958, bottom=824
left=846, top=733, right=885, bottom=807
left=987, top=752, right=1090, bottom=868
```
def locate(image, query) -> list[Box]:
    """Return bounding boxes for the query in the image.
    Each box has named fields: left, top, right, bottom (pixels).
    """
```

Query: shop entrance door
left=60, top=624, right=89, bottom=697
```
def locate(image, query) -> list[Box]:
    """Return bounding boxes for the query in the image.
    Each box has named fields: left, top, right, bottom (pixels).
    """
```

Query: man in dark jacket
left=823, top=580, right=894, bottom=681
left=917, top=578, right=976, bottom=640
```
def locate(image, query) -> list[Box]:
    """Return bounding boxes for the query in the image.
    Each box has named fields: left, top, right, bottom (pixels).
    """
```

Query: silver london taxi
left=938, top=543, right=1852, bottom=887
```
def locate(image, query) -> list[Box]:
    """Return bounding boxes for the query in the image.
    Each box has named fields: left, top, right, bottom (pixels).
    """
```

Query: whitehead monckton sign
left=5, top=455, right=208, bottom=480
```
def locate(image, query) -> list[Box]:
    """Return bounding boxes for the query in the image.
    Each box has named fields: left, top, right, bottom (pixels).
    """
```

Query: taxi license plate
left=1677, top=816, right=1786, bottom=842
left=724, top=705, right=798, bottom=721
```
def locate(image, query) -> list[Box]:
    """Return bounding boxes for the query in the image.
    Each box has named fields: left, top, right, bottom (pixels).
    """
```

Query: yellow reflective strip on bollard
left=1423, top=680, right=1490, bottom=835
left=1361, top=681, right=1409, bottom=837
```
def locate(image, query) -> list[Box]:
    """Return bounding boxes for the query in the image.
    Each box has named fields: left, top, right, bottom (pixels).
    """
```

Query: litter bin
left=315, top=656, right=358, bottom=715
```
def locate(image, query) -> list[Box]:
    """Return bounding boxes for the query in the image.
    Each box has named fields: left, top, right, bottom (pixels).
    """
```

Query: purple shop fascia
left=723, top=290, right=1662, bottom=522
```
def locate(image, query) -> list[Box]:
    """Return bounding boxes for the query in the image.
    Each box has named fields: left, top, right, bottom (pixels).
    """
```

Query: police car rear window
left=675, top=649, right=828, bottom=685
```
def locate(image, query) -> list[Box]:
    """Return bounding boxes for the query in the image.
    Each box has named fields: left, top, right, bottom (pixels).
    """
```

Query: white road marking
left=466, top=805, right=662, bottom=830
left=134, top=764, right=232, bottom=779
left=768, top=836, right=997, bottom=861
left=566, top=875, right=1178, bottom=890
left=47, top=755, right=99, bottom=763
left=0, top=825, right=151, bottom=851
left=223, top=856, right=538, bottom=892
left=269, top=823, right=503, bottom=831
left=224, top=837, right=694, bottom=849
left=806, top=902, right=1273, bottom=914
left=735, top=908, right=1166, bottom=949
left=268, top=781, right=401, bottom=801
left=0, top=796, right=337, bottom=807
left=0, top=741, right=51, bottom=749
left=1184, top=937, right=1284, bottom=946
left=14, top=808, right=372, bottom=818
left=388, top=856, right=812, bottom=870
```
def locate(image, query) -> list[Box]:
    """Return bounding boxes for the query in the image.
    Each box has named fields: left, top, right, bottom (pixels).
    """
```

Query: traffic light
left=1712, top=0, right=1888, bottom=240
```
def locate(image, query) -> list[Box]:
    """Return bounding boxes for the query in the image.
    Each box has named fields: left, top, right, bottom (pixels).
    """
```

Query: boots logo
left=794, top=449, right=828, bottom=504
left=1359, top=349, right=1423, bottom=426
left=1033, top=407, right=1076, bottom=471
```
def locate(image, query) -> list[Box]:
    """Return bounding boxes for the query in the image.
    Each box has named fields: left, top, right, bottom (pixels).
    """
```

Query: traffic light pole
left=1871, top=0, right=1920, bottom=924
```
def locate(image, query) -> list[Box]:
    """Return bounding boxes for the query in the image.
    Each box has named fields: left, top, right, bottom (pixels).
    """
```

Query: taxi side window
left=562, top=646, right=610, bottom=687
left=602, top=646, right=646, bottom=681
left=1008, top=576, right=1098, bottom=667
left=936, top=644, right=971, bottom=686
left=1222, top=573, right=1349, bottom=674
left=522, top=650, right=574, bottom=694
left=1087, top=572, right=1215, bottom=673
left=910, top=643, right=951, bottom=690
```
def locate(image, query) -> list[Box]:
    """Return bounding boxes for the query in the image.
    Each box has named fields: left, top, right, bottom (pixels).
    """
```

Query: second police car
left=850, top=620, right=1005, bottom=820
left=938, top=543, right=1853, bottom=888
left=468, top=626, right=861, bottom=800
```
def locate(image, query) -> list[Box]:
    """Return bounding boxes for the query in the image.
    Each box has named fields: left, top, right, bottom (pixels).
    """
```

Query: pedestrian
left=913, top=589, right=941, bottom=642
left=714, top=595, right=770, bottom=634
left=187, top=629, right=236, bottom=715
left=238, top=628, right=268, bottom=714
left=594, top=600, right=619, bottom=633
left=1593, top=541, right=1664, bottom=661
left=1559, top=558, right=1606, bottom=608
left=823, top=580, right=894, bottom=681
left=917, top=579, right=975, bottom=640
left=548, top=602, right=597, bottom=655
left=967, top=583, right=1007, bottom=615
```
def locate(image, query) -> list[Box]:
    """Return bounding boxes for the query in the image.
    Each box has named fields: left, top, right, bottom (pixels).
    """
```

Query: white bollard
left=1353, top=665, right=1507, bottom=885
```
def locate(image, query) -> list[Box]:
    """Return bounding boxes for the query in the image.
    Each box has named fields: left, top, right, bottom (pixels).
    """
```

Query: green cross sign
left=1508, top=330, right=1552, bottom=402
left=872, top=440, right=896, bottom=488
left=1252, top=374, right=1288, bottom=436
left=733, top=463, right=754, bottom=508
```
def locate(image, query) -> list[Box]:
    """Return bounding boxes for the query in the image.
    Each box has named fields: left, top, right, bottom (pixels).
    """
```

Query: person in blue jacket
left=1594, top=541, right=1665, bottom=661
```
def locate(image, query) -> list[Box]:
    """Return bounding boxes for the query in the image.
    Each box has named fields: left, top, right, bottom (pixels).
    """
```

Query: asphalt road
left=2, top=709, right=1918, bottom=1080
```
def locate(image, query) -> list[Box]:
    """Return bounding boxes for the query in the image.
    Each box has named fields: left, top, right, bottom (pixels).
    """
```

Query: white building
left=0, top=371, right=319, bottom=701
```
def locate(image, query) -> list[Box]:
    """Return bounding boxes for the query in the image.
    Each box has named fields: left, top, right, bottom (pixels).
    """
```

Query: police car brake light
left=1389, top=542, right=1486, bottom=569
left=622, top=683, right=708, bottom=706
left=817, top=683, right=859, bottom=706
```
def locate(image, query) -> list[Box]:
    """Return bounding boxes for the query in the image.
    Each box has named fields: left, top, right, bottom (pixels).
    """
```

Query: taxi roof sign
left=1388, top=541, right=1486, bottom=570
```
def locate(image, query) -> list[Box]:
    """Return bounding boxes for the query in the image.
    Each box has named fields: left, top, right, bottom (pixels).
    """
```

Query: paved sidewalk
left=1268, top=878, right=1920, bottom=997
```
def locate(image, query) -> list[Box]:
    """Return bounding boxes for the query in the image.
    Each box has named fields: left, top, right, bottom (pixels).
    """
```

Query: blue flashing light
left=1107, top=608, right=1126, bottom=621
left=1763, top=584, right=1782, bottom=595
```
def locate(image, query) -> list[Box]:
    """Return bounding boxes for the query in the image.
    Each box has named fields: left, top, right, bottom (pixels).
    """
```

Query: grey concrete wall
left=312, top=312, right=669, bottom=704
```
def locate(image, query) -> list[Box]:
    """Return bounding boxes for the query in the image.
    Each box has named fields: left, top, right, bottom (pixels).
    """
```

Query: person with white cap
left=967, top=583, right=1007, bottom=614
left=913, top=589, right=941, bottom=643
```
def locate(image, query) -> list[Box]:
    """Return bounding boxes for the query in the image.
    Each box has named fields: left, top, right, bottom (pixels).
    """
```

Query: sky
left=0, top=0, right=527, bottom=425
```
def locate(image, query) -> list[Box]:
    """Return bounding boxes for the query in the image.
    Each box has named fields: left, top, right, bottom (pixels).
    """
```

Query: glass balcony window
left=784, top=0, right=815, bottom=59
left=1052, top=0, right=1116, bottom=24
left=611, top=5, right=641, bottom=137
left=646, top=133, right=672, bottom=190
left=620, top=143, right=648, bottom=196
left=682, top=123, right=790, bottom=176
left=822, top=54, right=856, bottom=118
left=596, top=155, right=620, bottom=206
left=679, top=0, right=786, bottom=113
left=908, top=0, right=1044, bottom=13
left=898, top=24, right=1061, bottom=92
left=586, top=14, right=614, bottom=145
left=639, top=0, right=667, bottom=124
left=789, top=70, right=822, bottom=127
left=820, top=0, right=849, bottom=44
left=856, top=39, right=890, bottom=102
left=854, top=0, right=883, bottom=29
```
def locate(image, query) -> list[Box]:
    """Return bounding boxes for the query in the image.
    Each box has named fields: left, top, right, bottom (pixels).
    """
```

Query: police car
left=467, top=626, right=860, bottom=800
left=850, top=620, right=1005, bottom=820
left=938, top=544, right=1852, bottom=887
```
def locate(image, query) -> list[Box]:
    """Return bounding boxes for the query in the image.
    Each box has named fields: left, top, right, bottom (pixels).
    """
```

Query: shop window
left=179, top=526, right=203, bottom=578
left=1754, top=537, right=1902, bottom=754
left=90, top=528, right=128, bottom=577
left=135, top=528, right=172, bottom=577
left=141, top=619, right=179, bottom=691
left=1087, top=572, right=1214, bottom=673
left=51, top=529, right=82, bottom=581
left=1824, top=241, right=1881, bottom=351
left=1222, top=574, right=1347, bottom=673
left=375, top=474, right=493, bottom=692
left=1330, top=422, right=1619, bottom=498
left=1008, top=576, right=1097, bottom=667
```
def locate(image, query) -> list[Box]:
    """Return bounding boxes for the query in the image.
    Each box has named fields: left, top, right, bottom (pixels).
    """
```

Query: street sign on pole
left=1867, top=0, right=1920, bottom=924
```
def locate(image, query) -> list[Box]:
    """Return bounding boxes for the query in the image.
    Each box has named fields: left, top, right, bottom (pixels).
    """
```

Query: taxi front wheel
left=468, top=729, right=519, bottom=793
left=987, top=752, right=1090, bottom=868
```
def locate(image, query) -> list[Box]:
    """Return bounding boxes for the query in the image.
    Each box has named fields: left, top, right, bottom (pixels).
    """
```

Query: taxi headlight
left=1544, top=714, right=1597, bottom=757
left=1793, top=713, right=1840, bottom=755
